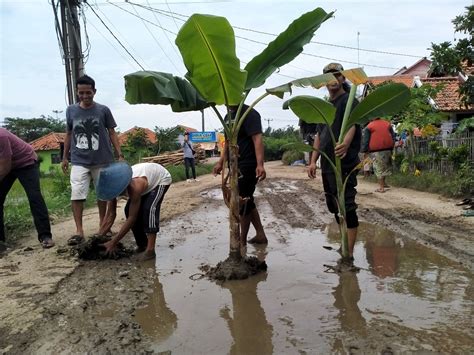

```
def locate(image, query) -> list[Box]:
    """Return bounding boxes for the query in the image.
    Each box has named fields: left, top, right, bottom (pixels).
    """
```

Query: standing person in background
left=308, top=63, right=361, bottom=262
left=61, top=74, right=124, bottom=245
left=361, top=117, right=396, bottom=193
left=213, top=104, right=268, bottom=245
left=0, top=128, right=54, bottom=248
left=182, top=131, right=198, bottom=183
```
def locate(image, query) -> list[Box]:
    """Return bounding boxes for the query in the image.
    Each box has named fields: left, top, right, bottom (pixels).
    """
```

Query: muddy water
left=133, top=189, right=473, bottom=354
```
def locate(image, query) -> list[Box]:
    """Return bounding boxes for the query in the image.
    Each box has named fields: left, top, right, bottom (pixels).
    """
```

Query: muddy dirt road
left=1, top=161, right=473, bottom=354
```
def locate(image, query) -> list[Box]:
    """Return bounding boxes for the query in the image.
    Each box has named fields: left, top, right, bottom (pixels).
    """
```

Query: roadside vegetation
left=3, top=163, right=214, bottom=241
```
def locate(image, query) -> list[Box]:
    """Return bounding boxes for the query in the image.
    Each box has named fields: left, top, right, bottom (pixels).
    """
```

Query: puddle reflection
left=220, top=273, right=273, bottom=355
left=134, top=201, right=473, bottom=353
left=134, top=277, right=177, bottom=342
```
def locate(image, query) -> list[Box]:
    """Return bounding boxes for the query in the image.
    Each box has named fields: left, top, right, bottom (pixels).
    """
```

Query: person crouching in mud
left=96, top=162, right=172, bottom=261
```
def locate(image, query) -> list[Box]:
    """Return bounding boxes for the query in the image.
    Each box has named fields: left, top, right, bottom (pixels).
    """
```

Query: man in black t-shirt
left=308, top=63, right=361, bottom=261
left=213, top=105, right=268, bottom=245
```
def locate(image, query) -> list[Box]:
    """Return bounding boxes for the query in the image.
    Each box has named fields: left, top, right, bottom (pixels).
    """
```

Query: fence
left=399, top=131, right=473, bottom=174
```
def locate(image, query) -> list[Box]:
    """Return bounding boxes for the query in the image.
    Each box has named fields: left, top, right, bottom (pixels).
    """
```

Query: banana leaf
left=175, top=14, right=247, bottom=106
left=345, top=83, right=411, bottom=133
left=124, top=71, right=210, bottom=112
left=267, top=68, right=368, bottom=99
left=267, top=73, right=337, bottom=99
left=283, top=95, right=336, bottom=126
left=245, top=7, right=334, bottom=90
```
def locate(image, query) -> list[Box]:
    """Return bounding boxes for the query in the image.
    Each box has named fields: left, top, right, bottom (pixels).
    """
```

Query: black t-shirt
left=317, top=92, right=361, bottom=173
left=226, top=105, right=263, bottom=168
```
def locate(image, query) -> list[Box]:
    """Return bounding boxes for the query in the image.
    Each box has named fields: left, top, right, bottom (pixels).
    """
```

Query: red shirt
left=367, top=120, right=394, bottom=152
left=0, top=128, right=37, bottom=170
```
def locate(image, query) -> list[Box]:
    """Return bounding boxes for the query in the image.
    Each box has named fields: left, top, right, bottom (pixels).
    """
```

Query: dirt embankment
left=0, top=161, right=472, bottom=354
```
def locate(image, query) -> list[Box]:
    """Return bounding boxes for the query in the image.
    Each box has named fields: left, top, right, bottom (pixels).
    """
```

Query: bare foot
left=139, top=250, right=156, bottom=261
left=248, top=236, right=268, bottom=244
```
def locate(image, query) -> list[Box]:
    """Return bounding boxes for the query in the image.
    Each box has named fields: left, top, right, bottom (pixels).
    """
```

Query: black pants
left=124, top=185, right=170, bottom=248
left=238, top=166, right=258, bottom=216
left=184, top=157, right=196, bottom=179
left=0, top=162, right=52, bottom=242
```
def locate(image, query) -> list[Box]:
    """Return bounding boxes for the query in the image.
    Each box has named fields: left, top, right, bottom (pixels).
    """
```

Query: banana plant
left=282, top=75, right=410, bottom=259
left=124, top=8, right=334, bottom=264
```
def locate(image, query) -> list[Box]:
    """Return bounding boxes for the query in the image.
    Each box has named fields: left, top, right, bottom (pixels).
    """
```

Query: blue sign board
left=189, top=131, right=217, bottom=142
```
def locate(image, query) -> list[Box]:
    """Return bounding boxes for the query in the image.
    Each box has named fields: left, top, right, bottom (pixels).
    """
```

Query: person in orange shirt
left=361, top=118, right=396, bottom=193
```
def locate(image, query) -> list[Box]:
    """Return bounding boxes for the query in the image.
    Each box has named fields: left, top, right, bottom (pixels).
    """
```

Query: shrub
left=281, top=150, right=304, bottom=165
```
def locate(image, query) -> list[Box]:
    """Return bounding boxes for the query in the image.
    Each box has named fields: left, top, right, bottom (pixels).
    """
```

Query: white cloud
left=0, top=0, right=468, bottom=130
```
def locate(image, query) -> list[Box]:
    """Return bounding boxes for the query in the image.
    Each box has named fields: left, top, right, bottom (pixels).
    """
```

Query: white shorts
left=70, top=165, right=104, bottom=200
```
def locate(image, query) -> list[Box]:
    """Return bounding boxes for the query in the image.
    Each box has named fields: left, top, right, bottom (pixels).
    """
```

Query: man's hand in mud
left=103, top=240, right=118, bottom=256
left=308, top=162, right=317, bottom=179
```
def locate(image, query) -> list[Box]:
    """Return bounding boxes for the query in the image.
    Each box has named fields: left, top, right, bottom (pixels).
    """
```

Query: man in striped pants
left=97, top=162, right=172, bottom=261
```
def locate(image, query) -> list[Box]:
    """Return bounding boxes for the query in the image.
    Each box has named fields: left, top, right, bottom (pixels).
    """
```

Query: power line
left=232, top=25, right=422, bottom=59
left=127, top=1, right=181, bottom=72
left=84, top=1, right=146, bottom=70
left=125, top=4, right=408, bottom=70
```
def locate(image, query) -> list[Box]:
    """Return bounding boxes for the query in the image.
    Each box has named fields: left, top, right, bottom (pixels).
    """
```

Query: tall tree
left=429, top=5, right=473, bottom=106
left=2, top=116, right=66, bottom=142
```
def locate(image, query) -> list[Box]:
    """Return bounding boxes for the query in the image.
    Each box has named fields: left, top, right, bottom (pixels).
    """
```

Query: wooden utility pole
left=59, top=0, right=84, bottom=105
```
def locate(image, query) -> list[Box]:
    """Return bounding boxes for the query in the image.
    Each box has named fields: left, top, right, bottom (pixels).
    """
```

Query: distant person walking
left=361, top=118, right=395, bottom=193
left=182, top=131, right=198, bottom=183
left=0, top=128, right=54, bottom=248
left=61, top=75, right=123, bottom=245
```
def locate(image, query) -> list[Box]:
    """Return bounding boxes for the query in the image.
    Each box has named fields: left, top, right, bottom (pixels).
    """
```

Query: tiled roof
left=30, top=132, right=65, bottom=151
left=367, top=75, right=415, bottom=87
left=118, top=127, right=157, bottom=145
left=421, top=76, right=473, bottom=112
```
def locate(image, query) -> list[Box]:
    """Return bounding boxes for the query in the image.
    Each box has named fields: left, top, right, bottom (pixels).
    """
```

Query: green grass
left=367, top=169, right=473, bottom=198
left=3, top=163, right=214, bottom=241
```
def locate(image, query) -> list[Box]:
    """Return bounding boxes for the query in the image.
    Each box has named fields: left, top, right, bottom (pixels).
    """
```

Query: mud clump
left=205, top=256, right=267, bottom=281
left=72, top=235, right=134, bottom=260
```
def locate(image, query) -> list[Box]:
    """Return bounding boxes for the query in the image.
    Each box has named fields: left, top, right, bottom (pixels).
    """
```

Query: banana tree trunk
left=228, top=143, right=242, bottom=261
left=336, top=84, right=357, bottom=259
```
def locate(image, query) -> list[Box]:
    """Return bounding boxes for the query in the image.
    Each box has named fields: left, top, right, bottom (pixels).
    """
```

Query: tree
left=393, top=84, right=447, bottom=168
left=429, top=5, right=473, bottom=106
left=123, top=128, right=154, bottom=163
left=2, top=116, right=66, bottom=142
left=123, top=9, right=409, bottom=276
left=284, top=78, right=410, bottom=263
left=124, top=8, right=335, bottom=279
left=154, top=126, right=181, bottom=154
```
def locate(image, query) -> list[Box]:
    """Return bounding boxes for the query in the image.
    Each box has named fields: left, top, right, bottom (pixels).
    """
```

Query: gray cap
left=323, top=62, right=344, bottom=74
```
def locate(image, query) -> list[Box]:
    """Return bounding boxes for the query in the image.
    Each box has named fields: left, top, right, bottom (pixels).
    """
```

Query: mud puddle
left=133, top=195, right=473, bottom=354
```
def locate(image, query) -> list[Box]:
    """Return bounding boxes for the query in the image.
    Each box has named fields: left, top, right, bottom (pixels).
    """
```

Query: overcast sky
left=0, top=0, right=469, bottom=132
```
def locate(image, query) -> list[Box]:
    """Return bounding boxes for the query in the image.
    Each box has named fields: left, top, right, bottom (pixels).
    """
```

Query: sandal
left=456, top=198, right=472, bottom=206
left=67, top=235, right=85, bottom=246
left=375, top=188, right=386, bottom=193
left=40, top=238, right=55, bottom=249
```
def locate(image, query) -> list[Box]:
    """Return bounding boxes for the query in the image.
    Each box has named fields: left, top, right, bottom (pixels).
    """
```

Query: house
left=29, top=132, right=65, bottom=173
left=118, top=126, right=157, bottom=146
left=363, top=57, right=474, bottom=127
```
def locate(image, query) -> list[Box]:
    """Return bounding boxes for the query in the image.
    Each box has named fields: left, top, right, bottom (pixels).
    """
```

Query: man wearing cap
left=96, top=162, right=172, bottom=261
left=308, top=63, right=362, bottom=262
